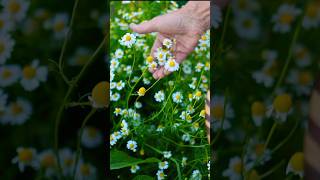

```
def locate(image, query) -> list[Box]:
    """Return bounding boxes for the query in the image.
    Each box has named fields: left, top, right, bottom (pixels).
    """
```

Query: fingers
left=153, top=67, right=171, bottom=79
left=129, top=17, right=159, bottom=34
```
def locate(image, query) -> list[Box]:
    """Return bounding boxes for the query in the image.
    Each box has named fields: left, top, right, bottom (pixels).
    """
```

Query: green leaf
left=133, top=175, right=154, bottom=180
left=110, top=150, right=160, bottom=170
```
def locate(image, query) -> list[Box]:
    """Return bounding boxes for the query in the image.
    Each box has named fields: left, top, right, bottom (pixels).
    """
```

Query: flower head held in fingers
left=89, top=81, right=109, bottom=108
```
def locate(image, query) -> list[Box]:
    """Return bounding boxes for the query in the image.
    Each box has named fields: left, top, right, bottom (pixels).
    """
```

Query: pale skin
left=130, top=1, right=210, bottom=79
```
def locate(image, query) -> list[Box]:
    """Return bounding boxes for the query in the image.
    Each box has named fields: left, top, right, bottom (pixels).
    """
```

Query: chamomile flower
left=190, top=169, right=202, bottom=180
left=0, top=12, right=13, bottom=33
left=2, top=0, right=29, bottom=22
left=272, top=4, right=301, bottom=33
left=127, top=140, right=138, bottom=152
left=38, top=150, right=57, bottom=177
left=0, top=34, right=15, bottom=64
left=0, top=65, right=21, bottom=87
left=251, top=101, right=266, bottom=126
left=75, top=161, right=96, bottom=180
left=110, top=92, right=120, bottom=101
left=110, top=58, right=120, bottom=71
left=223, top=157, right=243, bottom=180
left=180, top=111, right=192, bottom=123
left=287, top=69, right=313, bottom=95
left=244, top=138, right=271, bottom=170
left=20, top=60, right=48, bottom=91
left=172, top=91, right=183, bottom=103
left=234, top=12, right=260, bottom=39
left=231, top=0, right=260, bottom=14
left=12, top=147, right=38, bottom=172
left=5, top=98, right=32, bottom=125
left=212, top=96, right=233, bottom=131
left=148, top=61, right=158, bottom=71
left=163, top=151, right=172, bottom=159
left=164, top=58, right=179, bottom=72
left=146, top=55, right=154, bottom=64
left=89, top=81, right=109, bottom=108
left=138, top=87, right=146, bottom=96
left=293, top=44, right=311, bottom=67
left=195, top=63, right=204, bottom=72
left=81, top=126, right=103, bottom=148
left=114, top=49, right=124, bottom=59
left=156, top=170, right=167, bottom=180
left=162, top=38, right=172, bottom=49
left=130, top=165, right=140, bottom=173
left=158, top=161, right=169, bottom=170
left=302, top=2, right=320, bottom=29
left=45, top=13, right=69, bottom=39
left=120, top=33, right=136, bottom=48
left=69, top=47, right=91, bottom=66
left=59, top=148, right=75, bottom=176
left=116, top=80, right=125, bottom=90
left=267, top=93, right=292, bottom=123
left=154, top=49, right=167, bottom=65
left=212, top=4, right=222, bottom=29
left=286, top=152, right=304, bottom=178
left=181, top=157, right=188, bottom=167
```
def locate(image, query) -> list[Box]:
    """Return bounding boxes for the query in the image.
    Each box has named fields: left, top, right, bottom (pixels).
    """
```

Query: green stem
left=260, top=160, right=285, bottom=179
left=264, top=122, right=277, bottom=149
left=72, top=108, right=97, bottom=179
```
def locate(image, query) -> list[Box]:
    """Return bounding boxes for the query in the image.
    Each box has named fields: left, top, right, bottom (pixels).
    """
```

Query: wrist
left=182, top=1, right=210, bottom=32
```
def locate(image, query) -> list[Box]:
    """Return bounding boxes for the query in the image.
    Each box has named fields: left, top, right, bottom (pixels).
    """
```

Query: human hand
left=130, top=1, right=210, bottom=79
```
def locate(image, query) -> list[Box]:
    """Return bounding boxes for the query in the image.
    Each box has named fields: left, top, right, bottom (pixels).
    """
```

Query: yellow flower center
left=251, top=101, right=266, bottom=116
left=238, top=0, right=247, bottom=9
left=91, top=81, right=109, bottom=108
left=125, top=35, right=131, bottom=41
left=41, top=154, right=55, bottom=168
left=306, top=5, right=317, bottom=18
left=76, top=55, right=90, bottom=65
left=130, top=144, right=134, bottom=149
left=138, top=87, right=146, bottom=96
left=201, top=35, right=207, bottom=40
left=0, top=42, right=5, bottom=54
left=264, top=61, right=278, bottom=76
left=298, top=71, right=312, bottom=85
left=255, top=143, right=265, bottom=156
left=54, top=21, right=65, bottom=32
left=289, top=152, right=304, bottom=172
left=296, top=48, right=307, bottom=59
left=193, top=122, right=199, bottom=128
left=233, top=162, right=243, bottom=174
left=64, top=158, right=74, bottom=167
left=12, top=103, right=23, bottom=115
left=273, top=94, right=292, bottom=113
left=169, top=60, right=175, bottom=67
left=80, top=164, right=91, bottom=176
left=87, top=127, right=97, bottom=138
left=188, top=93, right=193, bottom=99
left=23, top=66, right=37, bottom=79
left=280, top=13, right=294, bottom=24
left=18, top=149, right=33, bottom=163
left=212, top=105, right=224, bottom=120
left=248, top=170, right=261, bottom=180
left=243, top=19, right=253, bottom=28
left=9, top=1, right=21, bottom=14
left=2, top=69, right=12, bottom=79
left=159, top=53, right=163, bottom=59
left=175, top=95, right=181, bottom=100
left=195, top=91, right=202, bottom=97
left=200, top=110, right=205, bottom=117
left=146, top=56, right=153, bottom=63
left=0, top=20, right=4, bottom=29
left=140, top=149, right=144, bottom=156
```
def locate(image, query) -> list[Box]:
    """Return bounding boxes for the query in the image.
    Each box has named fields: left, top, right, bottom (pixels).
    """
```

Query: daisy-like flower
left=193, top=90, right=202, bottom=100
left=12, top=147, right=38, bottom=172
left=59, top=148, right=75, bottom=177
left=302, top=2, right=320, bottom=29
left=2, top=0, right=29, bottom=22
left=89, top=81, right=109, bottom=108
left=44, top=13, right=69, bottom=39
left=5, top=98, right=32, bottom=125
left=179, top=111, right=192, bottom=123
left=116, top=80, right=125, bottom=90
left=114, top=48, right=124, bottom=59
left=272, top=4, right=301, bottom=33
left=68, top=47, right=91, bottom=66
left=293, top=44, right=311, bottom=67
left=75, top=161, right=96, bottom=180
left=234, top=12, right=260, bottom=39
left=195, top=62, right=204, bottom=72
left=231, top=0, right=260, bottom=14
left=244, top=138, right=271, bottom=170
left=162, top=38, right=172, bottom=49
left=148, top=61, right=158, bottom=71
left=110, top=58, right=119, bottom=71
left=212, top=96, right=234, bottom=131
left=156, top=170, right=167, bottom=180
left=127, top=140, right=138, bottom=152
left=181, top=157, right=188, bottom=167
left=163, top=151, right=172, bottom=159
left=190, top=169, right=202, bottom=180
left=137, top=87, right=146, bottom=96
left=0, top=12, right=13, bottom=33
left=251, top=101, right=266, bottom=126
left=286, top=152, right=304, bottom=178
left=158, top=161, right=169, bottom=170
left=198, top=39, right=209, bottom=51
left=146, top=55, right=154, bottom=65
left=81, top=126, right=103, bottom=148
left=20, top=60, right=48, bottom=91
left=164, top=58, right=179, bottom=72
left=110, top=92, right=120, bottom=101
left=222, top=156, right=243, bottom=180
left=267, top=93, right=292, bottom=123
left=130, top=164, right=140, bottom=173
left=37, top=150, right=57, bottom=177
left=154, top=50, right=167, bottom=66
left=287, top=69, right=313, bottom=95
left=0, top=34, right=15, bottom=64
left=211, top=4, right=222, bottom=29
left=120, top=33, right=136, bottom=48
left=0, top=65, right=21, bottom=87
left=172, top=91, right=183, bottom=103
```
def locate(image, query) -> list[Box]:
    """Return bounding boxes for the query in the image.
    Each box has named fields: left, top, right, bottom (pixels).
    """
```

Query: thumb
left=130, top=17, right=159, bottom=34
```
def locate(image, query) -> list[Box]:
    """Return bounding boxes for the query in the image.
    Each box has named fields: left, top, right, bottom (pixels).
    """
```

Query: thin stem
left=272, top=118, right=298, bottom=153
left=264, top=122, right=277, bottom=149
left=72, top=108, right=97, bottom=179
left=260, top=160, right=285, bottom=179
left=67, top=101, right=91, bottom=108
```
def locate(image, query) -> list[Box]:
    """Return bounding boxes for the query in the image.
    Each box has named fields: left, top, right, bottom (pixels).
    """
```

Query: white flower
left=120, top=33, right=136, bottom=48
left=164, top=58, right=179, bottom=72
left=172, top=91, right=183, bottom=103
left=20, top=60, right=48, bottom=91
left=267, top=93, right=292, bottom=123
left=4, top=98, right=32, bottom=125
left=81, top=126, right=103, bottom=148
left=286, top=152, right=304, bottom=178
left=75, top=161, right=96, bottom=180
left=182, top=133, right=190, bottom=142
left=0, top=65, right=21, bottom=87
left=181, top=157, right=187, bottom=167
left=156, top=170, right=167, bottom=180
left=212, top=96, right=234, bottom=131
left=222, top=157, right=243, bottom=180
left=293, top=44, right=311, bottom=67
left=158, top=161, right=169, bottom=170
left=116, top=80, right=125, bottom=90
left=191, top=169, right=202, bottom=180
left=130, top=165, right=140, bottom=173
left=154, top=49, right=167, bottom=65
left=154, top=90, right=165, bottom=102
left=59, top=148, right=75, bottom=176
left=0, top=34, right=15, bottom=64
left=302, top=3, right=320, bottom=29
left=68, top=47, right=91, bottom=66
left=127, top=140, right=137, bottom=152
left=244, top=138, right=271, bottom=170
left=272, top=4, right=301, bottom=33
left=114, top=49, right=124, bottom=59
left=212, top=4, right=222, bottom=29
left=110, top=58, right=119, bottom=71
left=234, top=12, right=260, bottom=39
left=0, top=12, right=13, bottom=33
left=110, top=134, right=117, bottom=146
left=44, top=13, right=69, bottom=39
left=37, top=150, right=57, bottom=177
left=287, top=69, right=312, bottom=95
left=162, top=38, right=172, bottom=49
left=110, top=92, right=120, bottom=101
left=2, top=0, right=29, bottom=22
left=163, top=151, right=172, bottom=159
left=148, top=61, right=158, bottom=70
left=12, top=147, right=38, bottom=172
